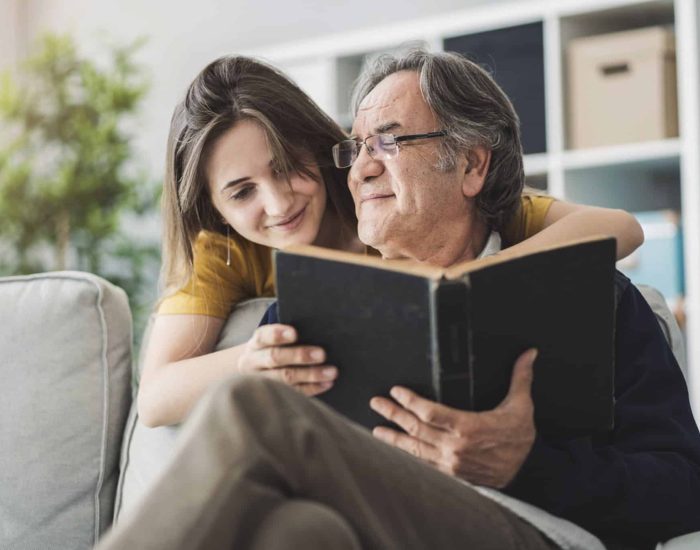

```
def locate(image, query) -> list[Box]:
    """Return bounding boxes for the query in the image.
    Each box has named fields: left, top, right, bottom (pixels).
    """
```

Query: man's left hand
left=369, top=349, right=538, bottom=488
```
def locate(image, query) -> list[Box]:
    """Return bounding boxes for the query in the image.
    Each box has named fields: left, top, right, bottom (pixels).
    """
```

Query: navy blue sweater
left=260, top=276, right=700, bottom=548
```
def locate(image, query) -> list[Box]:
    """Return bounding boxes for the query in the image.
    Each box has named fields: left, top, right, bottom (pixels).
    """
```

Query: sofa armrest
left=0, top=272, right=132, bottom=549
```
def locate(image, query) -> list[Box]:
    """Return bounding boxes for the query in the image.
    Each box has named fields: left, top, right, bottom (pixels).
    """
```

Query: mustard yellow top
left=158, top=194, right=555, bottom=319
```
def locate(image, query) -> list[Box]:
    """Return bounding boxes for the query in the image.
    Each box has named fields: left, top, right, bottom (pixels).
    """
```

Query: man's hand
left=237, top=324, right=338, bottom=396
left=369, top=349, right=538, bottom=488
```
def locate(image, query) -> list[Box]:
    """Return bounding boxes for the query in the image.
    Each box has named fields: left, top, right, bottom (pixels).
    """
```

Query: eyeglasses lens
left=372, top=134, right=398, bottom=160
left=332, top=134, right=399, bottom=168
left=332, top=140, right=357, bottom=169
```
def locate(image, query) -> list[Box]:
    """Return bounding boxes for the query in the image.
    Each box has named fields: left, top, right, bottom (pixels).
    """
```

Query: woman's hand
left=237, top=324, right=337, bottom=396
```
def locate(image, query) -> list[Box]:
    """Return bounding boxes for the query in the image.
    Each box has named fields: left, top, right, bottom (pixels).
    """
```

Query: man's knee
left=249, top=500, right=362, bottom=550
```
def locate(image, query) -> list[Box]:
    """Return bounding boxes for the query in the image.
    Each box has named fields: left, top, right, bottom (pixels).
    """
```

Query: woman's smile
left=268, top=205, right=307, bottom=232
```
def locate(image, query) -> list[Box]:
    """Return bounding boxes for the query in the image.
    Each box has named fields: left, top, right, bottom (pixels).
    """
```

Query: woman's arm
left=504, top=200, right=644, bottom=260
left=137, top=315, right=336, bottom=427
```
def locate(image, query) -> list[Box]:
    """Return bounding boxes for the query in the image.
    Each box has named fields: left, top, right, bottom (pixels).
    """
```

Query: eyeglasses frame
left=332, top=130, right=447, bottom=168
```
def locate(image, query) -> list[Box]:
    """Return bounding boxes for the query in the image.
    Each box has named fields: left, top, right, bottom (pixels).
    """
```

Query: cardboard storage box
left=568, top=26, right=678, bottom=149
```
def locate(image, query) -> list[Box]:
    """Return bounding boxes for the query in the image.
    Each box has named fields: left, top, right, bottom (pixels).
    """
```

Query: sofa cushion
left=114, top=297, right=274, bottom=521
left=0, top=272, right=132, bottom=550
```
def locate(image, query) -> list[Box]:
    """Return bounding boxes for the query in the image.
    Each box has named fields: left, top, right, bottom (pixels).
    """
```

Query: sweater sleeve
left=500, top=194, right=555, bottom=246
left=158, top=231, right=274, bottom=319
left=505, top=282, right=700, bottom=547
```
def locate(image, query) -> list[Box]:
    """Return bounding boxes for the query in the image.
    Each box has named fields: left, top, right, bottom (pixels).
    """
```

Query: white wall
left=0, top=0, right=26, bottom=72
left=18, top=0, right=502, bottom=178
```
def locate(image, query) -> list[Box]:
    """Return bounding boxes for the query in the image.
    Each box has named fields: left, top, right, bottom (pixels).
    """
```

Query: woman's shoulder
left=158, top=230, right=273, bottom=318
left=194, top=229, right=270, bottom=262
left=519, top=192, right=555, bottom=213
left=502, top=193, right=556, bottom=244
left=191, top=230, right=273, bottom=293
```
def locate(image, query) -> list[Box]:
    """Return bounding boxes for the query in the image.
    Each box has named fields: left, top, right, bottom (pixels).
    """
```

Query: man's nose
left=263, top=181, right=295, bottom=217
left=348, top=144, right=384, bottom=186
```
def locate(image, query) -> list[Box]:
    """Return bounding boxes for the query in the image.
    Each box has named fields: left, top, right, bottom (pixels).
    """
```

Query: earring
left=226, top=225, right=231, bottom=266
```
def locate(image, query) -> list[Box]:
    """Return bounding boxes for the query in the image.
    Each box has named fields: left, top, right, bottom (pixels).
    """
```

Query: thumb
left=504, top=348, right=537, bottom=405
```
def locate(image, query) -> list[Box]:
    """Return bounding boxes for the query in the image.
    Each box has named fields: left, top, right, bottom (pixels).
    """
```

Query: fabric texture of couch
left=113, top=297, right=274, bottom=519
left=0, top=272, right=132, bottom=549
left=0, top=271, right=697, bottom=549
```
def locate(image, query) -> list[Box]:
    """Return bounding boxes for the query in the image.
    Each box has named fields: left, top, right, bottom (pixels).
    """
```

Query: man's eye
left=230, top=186, right=253, bottom=201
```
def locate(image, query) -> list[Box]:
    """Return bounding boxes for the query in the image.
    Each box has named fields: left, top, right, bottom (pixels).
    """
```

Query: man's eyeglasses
left=332, top=131, right=447, bottom=169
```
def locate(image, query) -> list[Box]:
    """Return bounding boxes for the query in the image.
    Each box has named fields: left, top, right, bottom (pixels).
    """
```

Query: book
left=274, top=237, right=617, bottom=435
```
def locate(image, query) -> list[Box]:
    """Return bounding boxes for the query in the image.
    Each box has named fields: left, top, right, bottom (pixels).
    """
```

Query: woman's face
left=206, top=119, right=327, bottom=249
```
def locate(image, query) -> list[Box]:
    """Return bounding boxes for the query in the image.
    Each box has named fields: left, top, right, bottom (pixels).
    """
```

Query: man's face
left=348, top=71, right=482, bottom=265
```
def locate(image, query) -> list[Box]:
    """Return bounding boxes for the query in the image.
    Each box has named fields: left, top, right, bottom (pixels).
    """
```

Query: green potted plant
left=0, top=33, right=160, bottom=346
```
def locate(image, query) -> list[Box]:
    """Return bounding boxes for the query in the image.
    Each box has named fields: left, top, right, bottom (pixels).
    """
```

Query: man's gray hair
left=351, top=49, right=524, bottom=232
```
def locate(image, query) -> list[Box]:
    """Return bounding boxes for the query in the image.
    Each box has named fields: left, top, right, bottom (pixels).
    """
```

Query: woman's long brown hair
left=160, top=56, right=356, bottom=297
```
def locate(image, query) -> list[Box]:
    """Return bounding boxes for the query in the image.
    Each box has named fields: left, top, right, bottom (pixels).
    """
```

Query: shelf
left=253, top=0, right=700, bottom=420
left=559, top=0, right=674, bottom=32
left=561, top=138, right=681, bottom=169
left=558, top=1, right=677, bottom=151
left=523, top=153, right=549, bottom=176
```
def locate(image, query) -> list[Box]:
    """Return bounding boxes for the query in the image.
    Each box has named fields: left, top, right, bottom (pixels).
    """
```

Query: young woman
left=137, top=55, right=644, bottom=427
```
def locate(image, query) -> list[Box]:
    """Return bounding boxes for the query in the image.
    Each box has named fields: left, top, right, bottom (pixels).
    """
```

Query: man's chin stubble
left=358, top=224, right=407, bottom=259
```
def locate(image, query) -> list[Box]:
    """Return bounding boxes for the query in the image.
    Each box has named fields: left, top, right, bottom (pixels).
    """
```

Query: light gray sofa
left=114, top=296, right=274, bottom=519
left=0, top=271, right=271, bottom=549
left=0, top=271, right=698, bottom=549
left=0, top=272, right=132, bottom=549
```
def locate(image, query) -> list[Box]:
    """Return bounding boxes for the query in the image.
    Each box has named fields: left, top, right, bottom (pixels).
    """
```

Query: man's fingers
left=251, top=324, right=298, bottom=348
left=502, top=348, right=537, bottom=407
left=388, top=386, right=456, bottom=431
left=372, top=426, right=441, bottom=463
left=370, top=396, right=444, bottom=445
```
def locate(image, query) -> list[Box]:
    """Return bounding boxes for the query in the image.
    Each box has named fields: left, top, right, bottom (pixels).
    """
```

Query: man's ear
left=461, top=146, right=491, bottom=198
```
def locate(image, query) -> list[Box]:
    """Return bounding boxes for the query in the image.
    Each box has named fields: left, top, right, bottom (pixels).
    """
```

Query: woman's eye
left=230, top=186, right=254, bottom=201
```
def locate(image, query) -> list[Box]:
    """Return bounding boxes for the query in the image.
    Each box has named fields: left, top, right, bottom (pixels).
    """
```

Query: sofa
left=0, top=271, right=698, bottom=549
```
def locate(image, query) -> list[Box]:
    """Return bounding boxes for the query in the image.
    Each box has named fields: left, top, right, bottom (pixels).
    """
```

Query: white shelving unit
left=247, top=0, right=700, bottom=419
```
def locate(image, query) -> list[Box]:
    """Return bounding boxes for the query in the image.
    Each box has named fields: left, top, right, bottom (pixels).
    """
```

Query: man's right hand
left=370, top=349, right=537, bottom=488
left=237, top=324, right=337, bottom=396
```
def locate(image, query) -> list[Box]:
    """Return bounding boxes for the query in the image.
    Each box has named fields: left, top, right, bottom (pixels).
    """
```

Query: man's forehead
left=352, top=70, right=433, bottom=136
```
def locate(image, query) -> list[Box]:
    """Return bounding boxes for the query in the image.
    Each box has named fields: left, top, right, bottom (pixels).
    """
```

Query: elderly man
left=99, top=51, right=700, bottom=550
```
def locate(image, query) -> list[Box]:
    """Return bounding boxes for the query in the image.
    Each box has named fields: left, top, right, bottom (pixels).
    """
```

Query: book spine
left=431, top=280, right=473, bottom=410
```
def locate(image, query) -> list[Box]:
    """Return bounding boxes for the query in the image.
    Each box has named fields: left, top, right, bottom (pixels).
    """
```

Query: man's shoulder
left=614, top=271, right=631, bottom=309
left=614, top=271, right=658, bottom=335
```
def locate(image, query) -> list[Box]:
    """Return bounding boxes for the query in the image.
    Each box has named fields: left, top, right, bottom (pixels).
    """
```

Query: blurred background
left=0, top=0, right=499, bottom=342
left=1, top=0, right=699, bottom=412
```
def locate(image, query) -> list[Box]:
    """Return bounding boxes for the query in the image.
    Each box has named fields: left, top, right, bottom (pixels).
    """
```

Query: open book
left=274, top=237, right=617, bottom=435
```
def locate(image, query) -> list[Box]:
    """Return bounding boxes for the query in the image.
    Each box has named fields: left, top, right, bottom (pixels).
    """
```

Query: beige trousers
left=98, top=376, right=557, bottom=550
